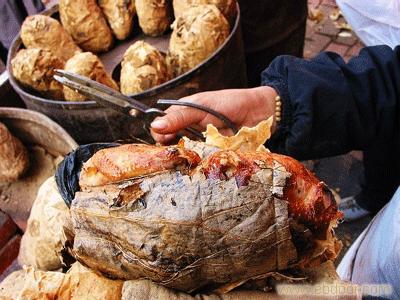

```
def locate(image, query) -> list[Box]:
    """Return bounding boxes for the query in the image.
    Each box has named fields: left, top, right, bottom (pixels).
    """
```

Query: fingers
left=150, top=93, right=217, bottom=144
left=151, top=90, right=236, bottom=135
left=151, top=130, right=177, bottom=144
left=151, top=105, right=208, bottom=135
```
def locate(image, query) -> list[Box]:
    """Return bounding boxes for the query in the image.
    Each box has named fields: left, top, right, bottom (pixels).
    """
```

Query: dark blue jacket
left=262, top=45, right=400, bottom=160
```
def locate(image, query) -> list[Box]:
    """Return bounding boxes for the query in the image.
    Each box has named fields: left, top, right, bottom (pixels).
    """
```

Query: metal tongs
left=54, top=70, right=238, bottom=141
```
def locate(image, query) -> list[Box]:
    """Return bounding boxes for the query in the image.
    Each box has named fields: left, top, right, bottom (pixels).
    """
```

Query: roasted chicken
left=79, top=144, right=201, bottom=187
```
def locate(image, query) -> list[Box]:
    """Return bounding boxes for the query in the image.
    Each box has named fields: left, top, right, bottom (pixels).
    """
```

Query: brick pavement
left=306, top=0, right=364, bottom=61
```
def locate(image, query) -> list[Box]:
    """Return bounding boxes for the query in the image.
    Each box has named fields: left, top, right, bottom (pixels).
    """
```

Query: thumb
left=150, top=108, right=206, bottom=134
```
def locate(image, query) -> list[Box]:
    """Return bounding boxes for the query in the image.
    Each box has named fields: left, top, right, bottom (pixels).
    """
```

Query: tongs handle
left=157, top=99, right=238, bottom=134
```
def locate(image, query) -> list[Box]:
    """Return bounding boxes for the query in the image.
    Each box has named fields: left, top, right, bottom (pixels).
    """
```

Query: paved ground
left=306, top=0, right=364, bottom=61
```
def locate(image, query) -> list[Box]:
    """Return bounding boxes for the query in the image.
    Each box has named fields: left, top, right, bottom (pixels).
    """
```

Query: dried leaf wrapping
left=66, top=262, right=124, bottom=299
left=0, top=270, right=26, bottom=300
left=20, top=15, right=81, bottom=62
left=59, top=0, right=114, bottom=52
left=11, top=48, right=65, bottom=100
left=308, top=8, right=324, bottom=23
left=178, top=137, right=219, bottom=159
left=98, top=0, right=136, bottom=40
left=0, top=123, right=29, bottom=182
left=120, top=41, right=169, bottom=95
left=121, top=279, right=273, bottom=299
left=18, top=177, right=70, bottom=271
left=0, top=264, right=123, bottom=300
left=18, top=267, right=67, bottom=299
left=70, top=160, right=298, bottom=292
left=167, top=5, right=229, bottom=76
left=63, top=52, right=119, bottom=101
left=0, top=265, right=341, bottom=299
left=173, top=0, right=237, bottom=25
left=136, top=0, right=172, bottom=36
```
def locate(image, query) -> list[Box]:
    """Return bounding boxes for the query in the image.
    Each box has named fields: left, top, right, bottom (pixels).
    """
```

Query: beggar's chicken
left=72, top=137, right=342, bottom=292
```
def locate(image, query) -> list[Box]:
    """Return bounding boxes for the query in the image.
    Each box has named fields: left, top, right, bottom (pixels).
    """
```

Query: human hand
left=151, top=86, right=278, bottom=144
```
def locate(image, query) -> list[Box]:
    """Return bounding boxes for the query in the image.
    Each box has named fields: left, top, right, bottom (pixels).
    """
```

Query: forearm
left=262, top=45, right=400, bottom=160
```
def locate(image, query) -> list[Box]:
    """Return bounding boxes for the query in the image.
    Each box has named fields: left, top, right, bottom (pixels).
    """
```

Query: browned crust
left=79, top=144, right=201, bottom=187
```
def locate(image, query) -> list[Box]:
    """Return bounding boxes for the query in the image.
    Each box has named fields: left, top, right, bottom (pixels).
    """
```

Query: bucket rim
left=0, top=107, right=78, bottom=151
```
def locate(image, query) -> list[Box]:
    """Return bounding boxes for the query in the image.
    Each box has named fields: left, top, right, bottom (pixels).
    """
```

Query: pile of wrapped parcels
left=11, top=0, right=236, bottom=101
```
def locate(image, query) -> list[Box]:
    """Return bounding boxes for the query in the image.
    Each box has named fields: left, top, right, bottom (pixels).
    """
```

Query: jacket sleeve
left=262, top=45, right=400, bottom=160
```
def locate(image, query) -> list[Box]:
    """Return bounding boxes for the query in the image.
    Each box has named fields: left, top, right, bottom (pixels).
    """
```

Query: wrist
left=252, top=86, right=279, bottom=132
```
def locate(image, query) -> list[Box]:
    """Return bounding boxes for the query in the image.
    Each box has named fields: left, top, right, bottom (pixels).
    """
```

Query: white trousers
left=336, top=0, right=400, bottom=48
left=337, top=187, right=400, bottom=299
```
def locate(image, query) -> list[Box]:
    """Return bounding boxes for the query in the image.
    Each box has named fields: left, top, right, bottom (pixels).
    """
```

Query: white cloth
left=336, top=0, right=400, bottom=48
left=337, top=187, right=400, bottom=299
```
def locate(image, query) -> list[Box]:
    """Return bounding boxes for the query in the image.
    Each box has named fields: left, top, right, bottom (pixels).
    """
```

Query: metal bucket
left=0, top=107, right=77, bottom=231
left=7, top=4, right=246, bottom=143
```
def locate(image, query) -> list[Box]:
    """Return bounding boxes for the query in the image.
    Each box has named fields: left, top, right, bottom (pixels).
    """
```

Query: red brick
left=0, top=211, right=17, bottom=250
left=304, top=34, right=331, bottom=58
left=0, top=235, right=21, bottom=275
left=0, top=258, right=19, bottom=282
left=343, top=55, right=353, bottom=63
left=325, top=42, right=350, bottom=56
left=306, top=23, right=315, bottom=38
left=309, top=0, right=322, bottom=8
left=346, top=42, right=364, bottom=57
left=316, top=21, right=340, bottom=37
left=321, top=0, right=338, bottom=7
